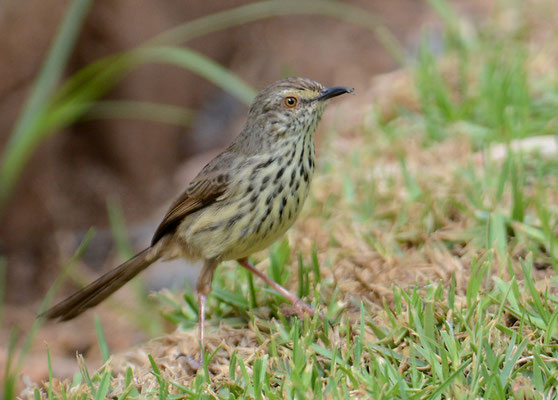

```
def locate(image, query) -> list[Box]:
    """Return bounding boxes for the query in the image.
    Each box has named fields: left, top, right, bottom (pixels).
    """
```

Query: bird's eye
left=284, top=96, right=298, bottom=108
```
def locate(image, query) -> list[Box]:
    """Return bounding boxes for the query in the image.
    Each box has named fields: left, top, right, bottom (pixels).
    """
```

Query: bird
left=41, top=77, right=353, bottom=347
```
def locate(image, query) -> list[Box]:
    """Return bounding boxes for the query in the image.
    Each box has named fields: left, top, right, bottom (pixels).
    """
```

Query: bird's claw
left=281, top=299, right=318, bottom=319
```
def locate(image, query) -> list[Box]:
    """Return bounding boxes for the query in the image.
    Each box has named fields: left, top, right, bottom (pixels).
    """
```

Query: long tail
left=40, top=246, right=161, bottom=321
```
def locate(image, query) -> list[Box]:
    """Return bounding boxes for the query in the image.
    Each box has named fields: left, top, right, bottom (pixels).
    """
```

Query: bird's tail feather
left=40, top=246, right=160, bottom=321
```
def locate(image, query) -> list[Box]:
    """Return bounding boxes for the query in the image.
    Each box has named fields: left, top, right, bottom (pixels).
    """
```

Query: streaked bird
left=41, top=77, right=353, bottom=347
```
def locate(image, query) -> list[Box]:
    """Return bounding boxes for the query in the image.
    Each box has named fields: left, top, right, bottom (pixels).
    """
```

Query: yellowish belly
left=179, top=149, right=314, bottom=261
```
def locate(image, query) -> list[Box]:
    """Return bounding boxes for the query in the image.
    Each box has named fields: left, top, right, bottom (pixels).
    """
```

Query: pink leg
left=237, top=258, right=315, bottom=318
left=198, top=293, right=207, bottom=348
left=197, top=259, right=218, bottom=349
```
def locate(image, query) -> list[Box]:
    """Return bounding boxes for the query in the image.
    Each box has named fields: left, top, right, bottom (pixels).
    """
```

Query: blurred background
left=0, top=0, right=488, bottom=386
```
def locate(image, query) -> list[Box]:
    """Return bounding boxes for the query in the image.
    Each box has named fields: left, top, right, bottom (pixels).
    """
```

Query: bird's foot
left=176, top=353, right=203, bottom=373
left=281, top=299, right=316, bottom=319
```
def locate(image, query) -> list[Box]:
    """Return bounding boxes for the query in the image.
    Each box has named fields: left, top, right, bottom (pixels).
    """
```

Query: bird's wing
left=151, top=169, right=230, bottom=245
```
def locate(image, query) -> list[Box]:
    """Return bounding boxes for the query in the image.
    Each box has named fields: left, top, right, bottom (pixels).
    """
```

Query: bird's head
left=246, top=77, right=353, bottom=139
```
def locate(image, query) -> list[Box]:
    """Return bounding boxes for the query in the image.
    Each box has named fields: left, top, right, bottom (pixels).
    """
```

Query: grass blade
left=0, top=0, right=93, bottom=207
left=94, top=316, right=111, bottom=363
left=0, top=257, right=6, bottom=331
left=149, top=1, right=405, bottom=65
left=136, top=46, right=256, bottom=105
left=85, top=101, right=195, bottom=127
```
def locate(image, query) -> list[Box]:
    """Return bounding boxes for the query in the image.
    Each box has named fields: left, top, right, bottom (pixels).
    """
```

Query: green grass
left=61, top=253, right=557, bottom=398
left=6, top=0, right=558, bottom=398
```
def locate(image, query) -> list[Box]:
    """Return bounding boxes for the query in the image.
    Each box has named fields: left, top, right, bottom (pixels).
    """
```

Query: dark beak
left=315, top=86, right=354, bottom=102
